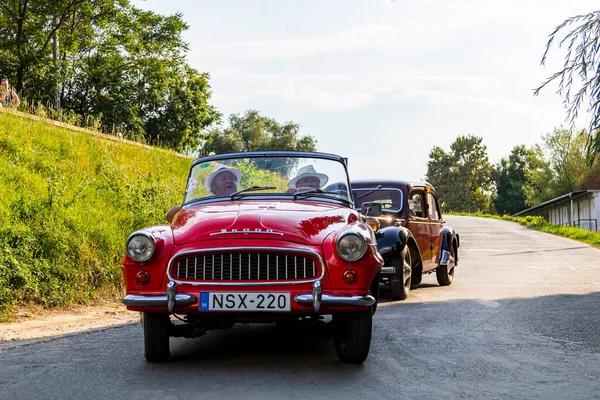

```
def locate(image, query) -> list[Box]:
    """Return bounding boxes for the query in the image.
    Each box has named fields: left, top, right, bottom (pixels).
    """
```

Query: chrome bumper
left=122, top=280, right=375, bottom=314
left=294, top=281, right=376, bottom=312
left=122, top=294, right=197, bottom=307
left=122, top=281, right=196, bottom=313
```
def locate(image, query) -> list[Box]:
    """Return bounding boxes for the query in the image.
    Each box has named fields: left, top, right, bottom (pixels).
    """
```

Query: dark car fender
left=374, top=226, right=420, bottom=274
left=438, top=227, right=459, bottom=265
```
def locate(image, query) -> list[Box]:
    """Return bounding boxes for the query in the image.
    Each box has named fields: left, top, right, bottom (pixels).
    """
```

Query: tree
left=535, top=10, right=600, bottom=168
left=494, top=145, right=551, bottom=215
left=541, top=128, right=587, bottom=196
left=0, top=0, right=90, bottom=95
left=0, top=0, right=220, bottom=151
left=426, top=135, right=494, bottom=213
left=202, top=110, right=317, bottom=154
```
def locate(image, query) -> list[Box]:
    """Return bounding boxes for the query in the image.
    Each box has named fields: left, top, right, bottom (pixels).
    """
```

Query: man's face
left=296, top=176, right=321, bottom=190
left=211, top=171, right=238, bottom=195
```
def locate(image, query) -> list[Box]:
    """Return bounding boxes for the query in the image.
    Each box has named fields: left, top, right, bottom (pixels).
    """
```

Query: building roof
left=512, top=190, right=600, bottom=216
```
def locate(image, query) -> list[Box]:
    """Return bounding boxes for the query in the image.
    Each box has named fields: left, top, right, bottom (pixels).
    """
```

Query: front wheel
left=142, top=313, right=171, bottom=362
left=334, top=309, right=373, bottom=364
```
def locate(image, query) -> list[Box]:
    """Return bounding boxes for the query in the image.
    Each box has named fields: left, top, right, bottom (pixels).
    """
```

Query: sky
left=133, top=0, right=598, bottom=181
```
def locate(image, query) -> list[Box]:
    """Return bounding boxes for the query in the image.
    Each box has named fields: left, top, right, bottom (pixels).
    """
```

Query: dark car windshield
left=184, top=155, right=351, bottom=205
left=352, top=188, right=403, bottom=213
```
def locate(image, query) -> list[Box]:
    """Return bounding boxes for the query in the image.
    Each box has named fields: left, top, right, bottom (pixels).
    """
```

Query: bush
left=0, top=112, right=192, bottom=317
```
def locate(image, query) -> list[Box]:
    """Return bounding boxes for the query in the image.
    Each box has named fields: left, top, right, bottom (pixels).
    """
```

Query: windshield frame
left=182, top=151, right=353, bottom=208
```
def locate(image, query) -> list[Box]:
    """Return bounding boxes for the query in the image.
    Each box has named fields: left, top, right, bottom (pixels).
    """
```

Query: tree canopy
left=490, top=128, right=598, bottom=215
left=426, top=135, right=494, bottom=213
left=202, top=109, right=317, bottom=155
left=494, top=145, right=551, bottom=215
left=0, top=0, right=220, bottom=152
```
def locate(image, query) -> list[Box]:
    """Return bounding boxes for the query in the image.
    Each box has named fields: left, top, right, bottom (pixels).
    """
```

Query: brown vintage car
left=351, top=180, right=459, bottom=300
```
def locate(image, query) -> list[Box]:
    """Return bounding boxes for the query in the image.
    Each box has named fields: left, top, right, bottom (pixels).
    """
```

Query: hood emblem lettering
left=210, top=228, right=284, bottom=236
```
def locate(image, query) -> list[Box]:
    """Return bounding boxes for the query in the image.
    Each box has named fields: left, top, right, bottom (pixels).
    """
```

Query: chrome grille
left=175, top=252, right=318, bottom=281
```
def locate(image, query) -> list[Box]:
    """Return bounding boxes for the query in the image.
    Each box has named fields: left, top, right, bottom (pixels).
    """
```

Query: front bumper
left=122, top=280, right=376, bottom=314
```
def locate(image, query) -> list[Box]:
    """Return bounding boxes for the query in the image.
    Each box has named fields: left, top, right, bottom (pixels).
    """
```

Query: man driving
left=204, top=165, right=242, bottom=196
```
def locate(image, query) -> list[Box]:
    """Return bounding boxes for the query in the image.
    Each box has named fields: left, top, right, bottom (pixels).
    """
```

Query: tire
left=411, top=261, right=423, bottom=288
left=436, top=244, right=456, bottom=286
left=142, top=312, right=171, bottom=362
left=390, top=249, right=412, bottom=300
left=334, top=309, right=373, bottom=364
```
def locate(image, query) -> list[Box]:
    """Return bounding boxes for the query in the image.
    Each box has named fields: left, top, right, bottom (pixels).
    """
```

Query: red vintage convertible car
left=121, top=151, right=383, bottom=364
left=351, top=180, right=459, bottom=300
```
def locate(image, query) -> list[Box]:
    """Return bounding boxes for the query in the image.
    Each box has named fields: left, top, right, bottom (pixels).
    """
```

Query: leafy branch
left=535, top=10, right=600, bottom=168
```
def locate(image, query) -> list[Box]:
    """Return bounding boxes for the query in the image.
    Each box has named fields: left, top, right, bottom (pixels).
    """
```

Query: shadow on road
left=377, top=281, right=441, bottom=304
left=160, top=290, right=600, bottom=366
left=490, top=246, right=590, bottom=256
left=2, top=292, right=600, bottom=399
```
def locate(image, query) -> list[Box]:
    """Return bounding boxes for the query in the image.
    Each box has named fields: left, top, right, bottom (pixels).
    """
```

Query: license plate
left=199, top=292, right=291, bottom=312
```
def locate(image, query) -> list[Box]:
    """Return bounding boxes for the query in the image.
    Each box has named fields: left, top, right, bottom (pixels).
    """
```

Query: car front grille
left=173, top=252, right=319, bottom=282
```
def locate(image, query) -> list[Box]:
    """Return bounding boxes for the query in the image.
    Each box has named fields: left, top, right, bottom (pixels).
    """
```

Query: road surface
left=1, top=216, right=599, bottom=399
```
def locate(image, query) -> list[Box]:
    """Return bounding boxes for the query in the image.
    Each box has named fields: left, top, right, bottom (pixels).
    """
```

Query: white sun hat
left=204, top=164, right=243, bottom=193
left=288, top=165, right=329, bottom=189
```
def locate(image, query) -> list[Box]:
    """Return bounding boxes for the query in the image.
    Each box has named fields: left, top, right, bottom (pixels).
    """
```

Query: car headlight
left=126, top=232, right=155, bottom=262
left=337, top=232, right=367, bottom=262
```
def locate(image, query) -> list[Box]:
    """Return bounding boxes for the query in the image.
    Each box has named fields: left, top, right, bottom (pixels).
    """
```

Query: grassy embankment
left=449, top=212, right=600, bottom=249
left=0, top=110, right=192, bottom=320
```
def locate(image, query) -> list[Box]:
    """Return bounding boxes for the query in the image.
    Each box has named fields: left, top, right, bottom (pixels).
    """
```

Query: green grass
left=0, top=111, right=192, bottom=319
left=448, top=212, right=600, bottom=249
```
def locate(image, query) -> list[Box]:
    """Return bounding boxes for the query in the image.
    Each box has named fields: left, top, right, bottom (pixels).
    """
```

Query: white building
left=513, top=190, right=600, bottom=232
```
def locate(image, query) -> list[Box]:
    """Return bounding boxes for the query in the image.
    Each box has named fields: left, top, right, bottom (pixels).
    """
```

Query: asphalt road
left=1, top=216, right=600, bottom=400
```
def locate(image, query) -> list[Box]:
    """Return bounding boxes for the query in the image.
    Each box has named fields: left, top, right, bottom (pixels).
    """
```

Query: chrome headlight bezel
left=336, top=231, right=367, bottom=262
left=126, top=232, right=155, bottom=262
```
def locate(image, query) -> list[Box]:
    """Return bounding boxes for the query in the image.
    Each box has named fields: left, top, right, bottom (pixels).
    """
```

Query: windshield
left=184, top=155, right=351, bottom=205
left=352, top=188, right=403, bottom=213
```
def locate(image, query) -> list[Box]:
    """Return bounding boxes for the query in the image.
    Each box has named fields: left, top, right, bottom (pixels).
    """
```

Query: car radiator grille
left=174, top=252, right=318, bottom=281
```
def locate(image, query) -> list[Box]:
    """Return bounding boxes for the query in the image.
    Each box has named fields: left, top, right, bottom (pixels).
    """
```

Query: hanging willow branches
left=535, top=10, right=600, bottom=168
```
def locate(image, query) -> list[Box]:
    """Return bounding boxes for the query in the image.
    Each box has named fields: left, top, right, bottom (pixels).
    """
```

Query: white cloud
left=196, top=21, right=475, bottom=60
left=213, top=88, right=376, bottom=110
left=211, top=68, right=529, bottom=113
left=211, top=69, right=376, bottom=110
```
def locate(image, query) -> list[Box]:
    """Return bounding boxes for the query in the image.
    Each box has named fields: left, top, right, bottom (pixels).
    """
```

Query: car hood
left=171, top=200, right=354, bottom=245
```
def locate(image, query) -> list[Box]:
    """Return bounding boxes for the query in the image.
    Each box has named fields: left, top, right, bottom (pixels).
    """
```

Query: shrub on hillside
left=0, top=112, right=191, bottom=316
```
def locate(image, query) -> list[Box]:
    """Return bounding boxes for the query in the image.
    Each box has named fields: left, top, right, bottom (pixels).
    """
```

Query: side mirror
left=166, top=205, right=181, bottom=223
left=361, top=201, right=383, bottom=217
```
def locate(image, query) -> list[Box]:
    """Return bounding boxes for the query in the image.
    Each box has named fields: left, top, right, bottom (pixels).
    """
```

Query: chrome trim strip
left=167, top=247, right=326, bottom=286
left=122, top=293, right=197, bottom=307
left=294, top=293, right=376, bottom=308
left=210, top=231, right=284, bottom=236
left=380, top=266, right=395, bottom=274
